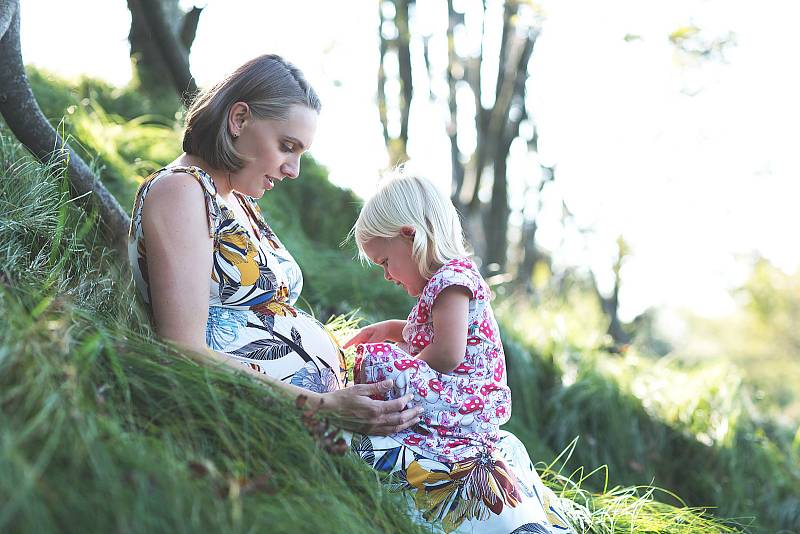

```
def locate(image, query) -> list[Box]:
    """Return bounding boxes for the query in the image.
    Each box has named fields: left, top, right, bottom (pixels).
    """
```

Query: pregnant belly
left=206, top=306, right=346, bottom=393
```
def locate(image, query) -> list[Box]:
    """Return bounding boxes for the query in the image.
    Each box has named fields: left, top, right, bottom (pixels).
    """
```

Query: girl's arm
left=342, top=319, right=407, bottom=348
left=414, top=286, right=470, bottom=374
left=143, top=174, right=421, bottom=435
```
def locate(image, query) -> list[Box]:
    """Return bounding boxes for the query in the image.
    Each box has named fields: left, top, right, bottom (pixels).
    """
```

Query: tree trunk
left=592, top=237, right=631, bottom=348
left=378, top=0, right=544, bottom=276
left=377, top=0, right=412, bottom=165
left=0, top=0, right=130, bottom=257
left=446, top=0, right=464, bottom=208
left=127, top=0, right=199, bottom=108
left=518, top=164, right=554, bottom=293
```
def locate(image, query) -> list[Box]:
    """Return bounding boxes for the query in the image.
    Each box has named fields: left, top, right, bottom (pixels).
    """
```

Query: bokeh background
left=1, top=1, right=798, bottom=532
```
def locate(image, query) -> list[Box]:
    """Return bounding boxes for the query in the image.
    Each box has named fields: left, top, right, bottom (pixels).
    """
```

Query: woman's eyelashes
left=280, top=141, right=294, bottom=153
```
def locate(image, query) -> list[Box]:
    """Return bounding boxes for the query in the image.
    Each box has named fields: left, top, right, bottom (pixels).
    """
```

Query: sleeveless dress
left=128, top=165, right=346, bottom=391
left=129, top=166, right=575, bottom=533
left=351, top=259, right=575, bottom=533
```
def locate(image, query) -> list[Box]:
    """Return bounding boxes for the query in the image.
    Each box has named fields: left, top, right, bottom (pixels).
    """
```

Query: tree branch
left=179, top=5, right=203, bottom=52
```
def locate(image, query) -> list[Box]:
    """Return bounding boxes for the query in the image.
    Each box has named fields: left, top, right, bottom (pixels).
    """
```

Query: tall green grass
left=0, top=129, right=753, bottom=533
left=498, top=293, right=800, bottom=533
left=0, top=135, right=427, bottom=533
left=6, top=67, right=782, bottom=532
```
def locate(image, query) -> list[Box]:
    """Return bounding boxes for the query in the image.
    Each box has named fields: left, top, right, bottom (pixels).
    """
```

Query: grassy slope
left=0, top=137, right=427, bottom=533
left=1, top=69, right=792, bottom=532
left=498, top=297, right=800, bottom=533
left=0, top=131, right=750, bottom=534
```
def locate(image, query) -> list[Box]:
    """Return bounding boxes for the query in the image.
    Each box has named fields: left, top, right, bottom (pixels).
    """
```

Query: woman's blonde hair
left=182, top=54, right=320, bottom=171
left=351, top=172, right=470, bottom=279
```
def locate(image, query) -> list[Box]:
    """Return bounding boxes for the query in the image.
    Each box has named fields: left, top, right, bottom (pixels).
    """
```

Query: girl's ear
left=400, top=226, right=416, bottom=239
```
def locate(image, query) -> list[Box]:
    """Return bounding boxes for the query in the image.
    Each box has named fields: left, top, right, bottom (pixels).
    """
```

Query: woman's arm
left=142, top=173, right=420, bottom=434
left=184, top=344, right=421, bottom=435
left=342, top=319, right=406, bottom=348
left=414, top=286, right=470, bottom=374
left=142, top=172, right=214, bottom=349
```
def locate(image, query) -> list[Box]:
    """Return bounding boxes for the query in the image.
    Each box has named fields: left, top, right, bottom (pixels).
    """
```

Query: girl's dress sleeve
left=423, top=259, right=482, bottom=304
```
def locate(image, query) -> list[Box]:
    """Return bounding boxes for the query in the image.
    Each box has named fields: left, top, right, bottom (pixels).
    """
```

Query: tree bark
left=518, top=164, right=554, bottom=292
left=0, top=0, right=130, bottom=257
left=128, top=0, right=198, bottom=108
left=446, top=0, right=464, bottom=207
left=379, top=0, right=543, bottom=276
left=378, top=0, right=413, bottom=165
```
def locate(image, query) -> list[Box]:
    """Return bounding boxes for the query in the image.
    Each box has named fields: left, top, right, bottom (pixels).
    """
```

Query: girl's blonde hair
left=351, top=173, right=470, bottom=279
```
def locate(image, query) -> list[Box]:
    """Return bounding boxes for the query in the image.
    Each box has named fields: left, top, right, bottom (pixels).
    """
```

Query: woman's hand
left=321, top=380, right=422, bottom=435
left=342, top=320, right=406, bottom=349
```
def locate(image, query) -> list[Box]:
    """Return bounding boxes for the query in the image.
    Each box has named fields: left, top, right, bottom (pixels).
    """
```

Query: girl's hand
left=342, top=320, right=405, bottom=348
left=321, top=380, right=422, bottom=435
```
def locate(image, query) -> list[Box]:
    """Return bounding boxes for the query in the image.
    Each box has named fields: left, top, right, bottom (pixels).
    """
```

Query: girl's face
left=362, top=232, right=428, bottom=297
left=231, top=104, right=317, bottom=198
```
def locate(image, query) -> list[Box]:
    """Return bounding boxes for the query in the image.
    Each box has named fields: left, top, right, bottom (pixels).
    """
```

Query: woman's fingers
left=350, top=379, right=393, bottom=398
left=380, top=393, right=415, bottom=414
left=331, top=380, right=422, bottom=435
left=369, top=395, right=421, bottom=434
left=369, top=407, right=423, bottom=435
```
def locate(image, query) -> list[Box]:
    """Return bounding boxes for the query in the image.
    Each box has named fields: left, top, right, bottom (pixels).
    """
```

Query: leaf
left=254, top=311, right=275, bottom=333
left=219, top=280, right=238, bottom=302
left=231, top=338, right=292, bottom=361
left=256, top=264, right=277, bottom=292
left=291, top=327, right=302, bottom=348
left=374, top=446, right=402, bottom=472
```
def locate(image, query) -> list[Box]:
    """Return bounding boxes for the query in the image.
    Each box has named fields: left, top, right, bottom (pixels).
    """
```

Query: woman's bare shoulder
left=142, top=170, right=211, bottom=232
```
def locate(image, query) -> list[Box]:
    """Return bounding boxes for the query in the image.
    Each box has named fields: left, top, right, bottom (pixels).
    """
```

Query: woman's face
left=232, top=104, right=317, bottom=198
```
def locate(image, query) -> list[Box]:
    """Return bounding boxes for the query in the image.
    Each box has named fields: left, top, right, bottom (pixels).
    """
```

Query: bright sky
left=19, top=0, right=800, bottom=322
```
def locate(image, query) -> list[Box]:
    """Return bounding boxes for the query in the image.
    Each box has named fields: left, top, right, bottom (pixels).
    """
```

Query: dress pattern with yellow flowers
left=129, top=166, right=346, bottom=393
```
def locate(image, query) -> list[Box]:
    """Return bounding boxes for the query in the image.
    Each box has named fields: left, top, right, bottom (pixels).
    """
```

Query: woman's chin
left=239, top=185, right=266, bottom=199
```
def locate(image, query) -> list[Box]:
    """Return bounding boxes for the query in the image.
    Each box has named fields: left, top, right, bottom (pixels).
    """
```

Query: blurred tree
left=591, top=236, right=631, bottom=347
left=0, top=0, right=129, bottom=256
left=378, top=0, right=551, bottom=278
left=127, top=0, right=201, bottom=108
left=738, top=257, right=800, bottom=355
left=377, top=0, right=412, bottom=164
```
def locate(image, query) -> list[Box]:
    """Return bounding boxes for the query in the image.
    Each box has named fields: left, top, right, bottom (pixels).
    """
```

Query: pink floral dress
left=351, top=258, right=574, bottom=533
left=355, top=258, right=512, bottom=462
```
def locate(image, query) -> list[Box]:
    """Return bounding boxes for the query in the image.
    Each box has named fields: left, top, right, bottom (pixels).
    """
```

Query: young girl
left=344, top=175, right=575, bottom=533
left=345, top=174, right=510, bottom=463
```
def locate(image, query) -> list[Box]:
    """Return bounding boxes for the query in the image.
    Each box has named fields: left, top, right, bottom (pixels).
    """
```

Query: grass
left=0, top=132, right=758, bottom=533
left=0, top=133, right=429, bottom=533
left=4, top=68, right=794, bottom=531
left=497, top=292, right=800, bottom=533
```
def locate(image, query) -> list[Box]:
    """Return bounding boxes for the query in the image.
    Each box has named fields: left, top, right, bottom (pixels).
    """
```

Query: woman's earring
left=232, top=132, right=239, bottom=139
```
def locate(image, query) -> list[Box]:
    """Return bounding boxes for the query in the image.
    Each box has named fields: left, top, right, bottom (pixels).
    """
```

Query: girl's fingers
left=342, top=331, right=365, bottom=349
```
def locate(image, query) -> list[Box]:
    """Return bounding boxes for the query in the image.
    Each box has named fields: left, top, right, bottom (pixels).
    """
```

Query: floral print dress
left=353, top=259, right=574, bottom=533
left=129, top=166, right=346, bottom=392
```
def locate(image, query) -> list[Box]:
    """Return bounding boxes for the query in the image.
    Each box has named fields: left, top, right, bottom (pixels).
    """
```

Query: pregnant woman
left=129, top=54, right=421, bottom=435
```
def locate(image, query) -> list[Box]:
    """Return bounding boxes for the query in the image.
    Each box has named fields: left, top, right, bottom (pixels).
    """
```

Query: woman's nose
left=281, top=157, right=300, bottom=179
